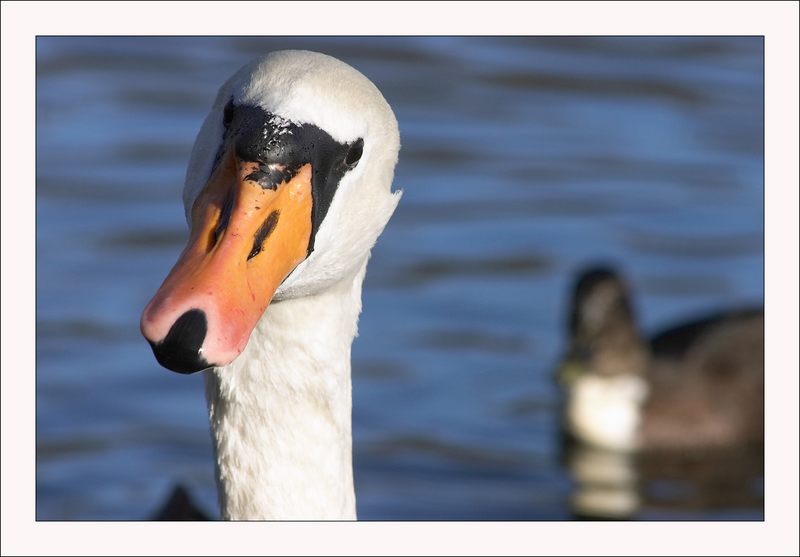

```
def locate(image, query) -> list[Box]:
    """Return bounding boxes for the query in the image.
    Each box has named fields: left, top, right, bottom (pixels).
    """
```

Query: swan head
left=141, top=50, right=401, bottom=373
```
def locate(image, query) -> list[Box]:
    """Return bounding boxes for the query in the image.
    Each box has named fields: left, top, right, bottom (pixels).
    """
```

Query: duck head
left=559, top=265, right=649, bottom=385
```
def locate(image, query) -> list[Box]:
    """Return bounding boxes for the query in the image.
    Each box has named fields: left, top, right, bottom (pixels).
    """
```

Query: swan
left=557, top=265, right=764, bottom=453
left=140, top=50, right=401, bottom=520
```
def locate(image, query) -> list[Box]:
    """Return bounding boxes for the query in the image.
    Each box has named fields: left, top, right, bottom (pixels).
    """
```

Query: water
left=36, top=37, right=764, bottom=520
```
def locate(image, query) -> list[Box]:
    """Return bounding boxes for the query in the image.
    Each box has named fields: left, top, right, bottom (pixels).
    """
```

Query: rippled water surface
left=36, top=37, right=764, bottom=520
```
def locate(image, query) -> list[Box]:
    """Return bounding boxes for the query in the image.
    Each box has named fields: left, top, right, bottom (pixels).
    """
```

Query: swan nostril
left=149, top=309, right=212, bottom=374
left=247, top=210, right=280, bottom=261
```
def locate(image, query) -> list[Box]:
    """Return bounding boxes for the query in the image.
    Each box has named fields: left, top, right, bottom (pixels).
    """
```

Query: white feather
left=181, top=51, right=401, bottom=519
left=565, top=375, right=648, bottom=452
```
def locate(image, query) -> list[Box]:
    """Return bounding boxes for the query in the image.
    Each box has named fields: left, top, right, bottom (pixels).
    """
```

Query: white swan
left=141, top=50, right=401, bottom=520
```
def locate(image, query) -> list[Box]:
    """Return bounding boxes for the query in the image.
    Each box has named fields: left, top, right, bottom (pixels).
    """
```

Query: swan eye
left=223, top=99, right=235, bottom=128
left=344, top=138, right=363, bottom=168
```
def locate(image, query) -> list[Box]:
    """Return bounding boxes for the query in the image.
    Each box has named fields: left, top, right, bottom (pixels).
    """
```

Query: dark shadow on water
left=413, top=329, right=532, bottom=354
left=377, top=253, right=551, bottom=289
left=481, top=70, right=708, bottom=106
left=99, top=228, right=187, bottom=251
left=623, top=230, right=763, bottom=258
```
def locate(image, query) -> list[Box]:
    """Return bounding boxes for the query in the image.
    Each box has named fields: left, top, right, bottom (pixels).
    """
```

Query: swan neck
left=204, top=262, right=367, bottom=519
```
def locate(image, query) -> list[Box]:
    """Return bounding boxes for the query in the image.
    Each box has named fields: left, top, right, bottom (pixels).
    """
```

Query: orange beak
left=140, top=148, right=312, bottom=372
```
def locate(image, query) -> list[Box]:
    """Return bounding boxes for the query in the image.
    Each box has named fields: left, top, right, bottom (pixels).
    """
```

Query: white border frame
left=2, top=2, right=798, bottom=555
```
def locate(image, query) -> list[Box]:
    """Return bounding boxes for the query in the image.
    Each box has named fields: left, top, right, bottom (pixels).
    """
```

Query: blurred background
left=36, top=36, right=763, bottom=520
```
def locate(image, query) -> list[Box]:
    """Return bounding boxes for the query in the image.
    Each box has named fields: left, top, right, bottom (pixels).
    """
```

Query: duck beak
left=140, top=148, right=313, bottom=373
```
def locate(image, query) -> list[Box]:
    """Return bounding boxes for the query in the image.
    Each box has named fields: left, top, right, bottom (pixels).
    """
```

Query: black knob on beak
left=148, top=309, right=212, bottom=374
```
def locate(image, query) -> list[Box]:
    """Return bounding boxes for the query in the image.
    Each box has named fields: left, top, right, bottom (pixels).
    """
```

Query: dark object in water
left=557, top=264, right=764, bottom=519
left=151, top=484, right=211, bottom=521
left=557, top=264, right=764, bottom=452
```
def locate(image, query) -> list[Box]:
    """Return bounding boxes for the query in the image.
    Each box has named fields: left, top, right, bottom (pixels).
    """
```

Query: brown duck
left=558, top=265, right=763, bottom=452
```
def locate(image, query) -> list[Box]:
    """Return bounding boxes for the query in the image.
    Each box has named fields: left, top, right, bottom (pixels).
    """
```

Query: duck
left=557, top=265, right=764, bottom=453
left=140, top=50, right=402, bottom=520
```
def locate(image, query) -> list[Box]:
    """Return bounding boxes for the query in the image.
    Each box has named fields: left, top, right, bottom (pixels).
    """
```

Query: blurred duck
left=558, top=265, right=763, bottom=453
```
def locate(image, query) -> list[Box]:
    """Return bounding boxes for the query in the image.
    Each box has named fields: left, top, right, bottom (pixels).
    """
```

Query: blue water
left=36, top=37, right=763, bottom=520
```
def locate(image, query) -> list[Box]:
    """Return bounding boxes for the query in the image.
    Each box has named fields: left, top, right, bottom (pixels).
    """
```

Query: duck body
left=558, top=266, right=764, bottom=453
left=141, top=51, right=401, bottom=519
left=641, top=308, right=764, bottom=451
